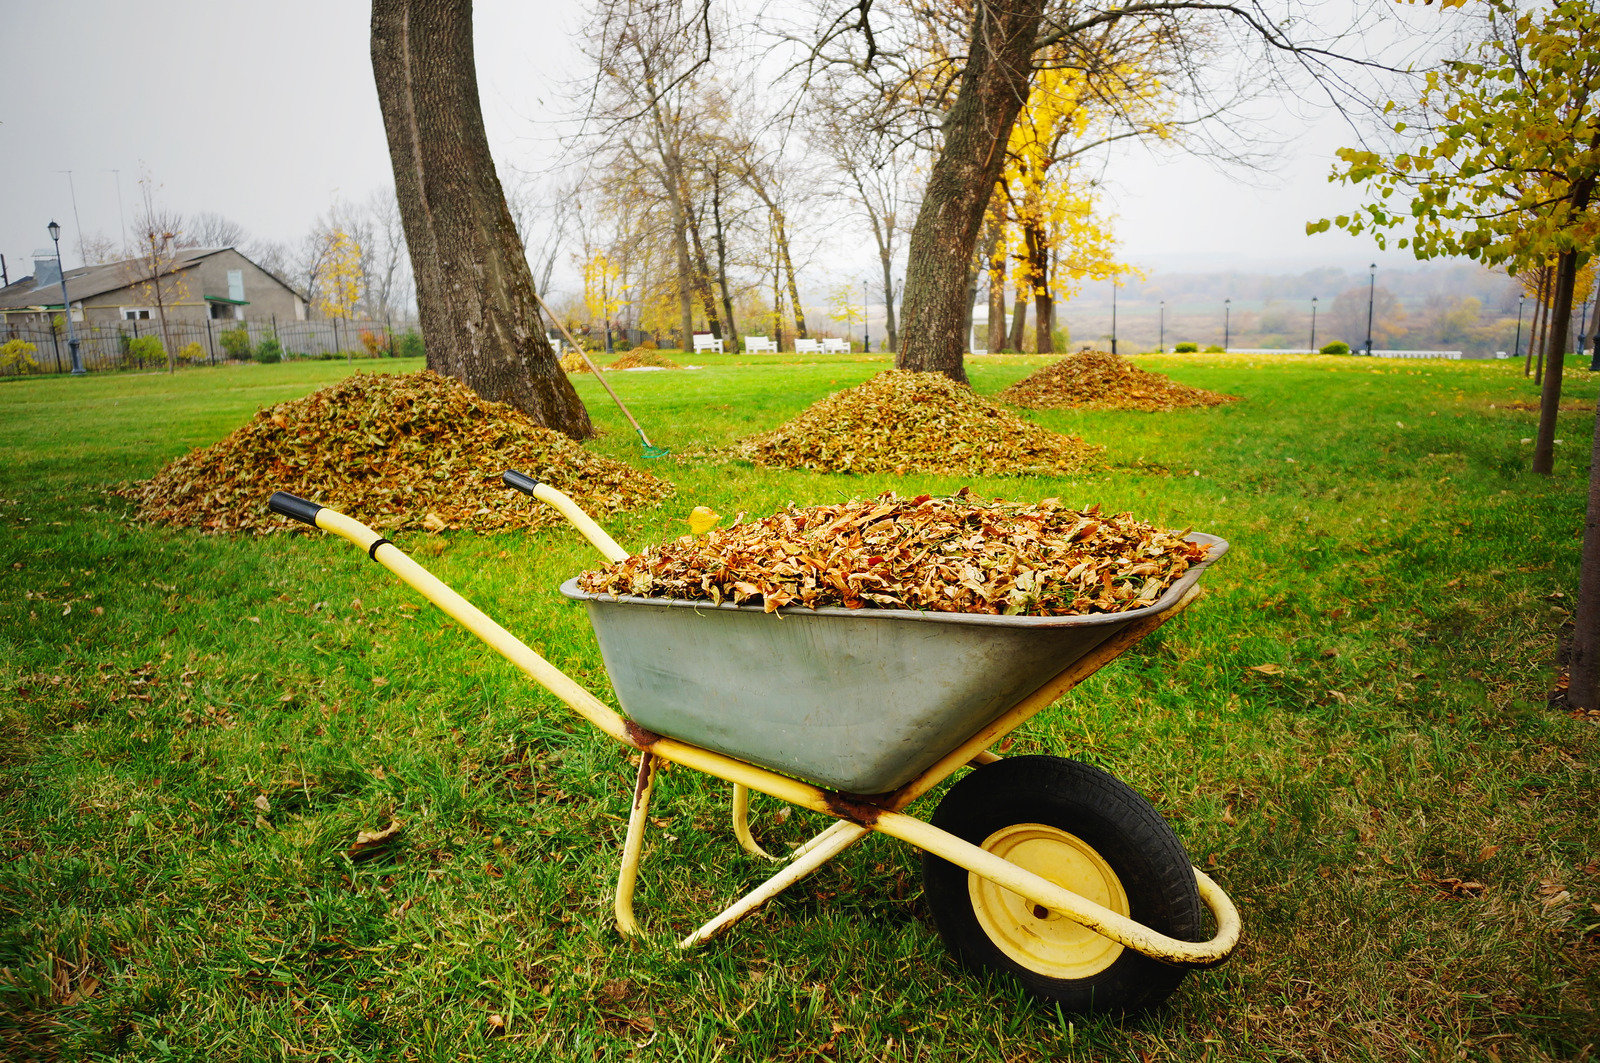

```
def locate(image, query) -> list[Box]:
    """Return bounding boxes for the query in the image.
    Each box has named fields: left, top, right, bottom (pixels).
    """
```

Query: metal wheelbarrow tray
left=561, top=531, right=1225, bottom=795
left=261, top=475, right=1242, bottom=1019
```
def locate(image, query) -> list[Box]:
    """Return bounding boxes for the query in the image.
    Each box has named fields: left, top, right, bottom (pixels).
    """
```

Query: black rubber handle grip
left=502, top=470, right=542, bottom=496
left=268, top=492, right=324, bottom=527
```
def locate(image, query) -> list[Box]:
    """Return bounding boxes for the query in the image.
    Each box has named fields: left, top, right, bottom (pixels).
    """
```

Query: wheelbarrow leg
left=731, top=784, right=778, bottom=861
left=680, top=820, right=870, bottom=949
left=614, top=751, right=659, bottom=937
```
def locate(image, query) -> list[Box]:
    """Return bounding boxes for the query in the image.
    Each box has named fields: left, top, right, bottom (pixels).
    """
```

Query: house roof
left=0, top=247, right=301, bottom=312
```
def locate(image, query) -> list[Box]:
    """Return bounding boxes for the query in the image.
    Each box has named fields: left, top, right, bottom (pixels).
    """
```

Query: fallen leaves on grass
left=578, top=488, right=1207, bottom=616
left=121, top=370, right=673, bottom=534
left=559, top=352, right=591, bottom=373
left=348, top=822, right=404, bottom=861
left=734, top=369, right=1104, bottom=476
left=1433, top=876, right=1489, bottom=899
left=997, top=350, right=1240, bottom=411
left=608, top=350, right=681, bottom=370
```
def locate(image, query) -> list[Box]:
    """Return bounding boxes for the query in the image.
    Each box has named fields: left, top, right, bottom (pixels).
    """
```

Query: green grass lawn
left=2, top=351, right=1596, bottom=1062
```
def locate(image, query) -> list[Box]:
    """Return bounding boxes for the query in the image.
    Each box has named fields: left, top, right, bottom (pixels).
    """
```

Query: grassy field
left=1, top=350, right=1596, bottom=1062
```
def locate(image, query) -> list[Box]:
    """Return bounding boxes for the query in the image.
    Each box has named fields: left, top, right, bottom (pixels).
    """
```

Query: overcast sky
left=1, top=0, right=1453, bottom=297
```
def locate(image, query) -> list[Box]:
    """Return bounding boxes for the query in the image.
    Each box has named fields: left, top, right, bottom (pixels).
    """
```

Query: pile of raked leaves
left=997, top=350, right=1239, bottom=412
left=122, top=370, right=672, bottom=534
left=607, top=350, right=681, bottom=370
left=735, top=369, right=1105, bottom=476
left=578, top=489, right=1207, bottom=616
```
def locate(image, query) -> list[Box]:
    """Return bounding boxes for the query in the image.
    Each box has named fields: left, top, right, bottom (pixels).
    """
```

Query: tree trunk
left=1525, top=268, right=1546, bottom=376
left=371, top=0, right=591, bottom=437
left=1532, top=247, right=1578, bottom=475
left=711, top=171, right=738, bottom=351
left=1024, top=222, right=1053, bottom=354
left=1568, top=383, right=1600, bottom=708
left=1008, top=278, right=1028, bottom=352
left=644, top=91, right=695, bottom=352
left=879, top=252, right=899, bottom=353
left=684, top=197, right=723, bottom=339
left=774, top=208, right=808, bottom=339
left=978, top=218, right=1005, bottom=353
left=896, top=0, right=1046, bottom=382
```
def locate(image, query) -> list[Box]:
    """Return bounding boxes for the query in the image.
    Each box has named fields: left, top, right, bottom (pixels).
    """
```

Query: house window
left=122, top=308, right=152, bottom=320
left=209, top=302, right=241, bottom=321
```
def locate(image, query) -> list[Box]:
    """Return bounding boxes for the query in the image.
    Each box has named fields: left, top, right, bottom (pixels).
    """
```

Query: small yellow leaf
left=687, top=506, right=722, bottom=536
left=1249, top=663, right=1285, bottom=675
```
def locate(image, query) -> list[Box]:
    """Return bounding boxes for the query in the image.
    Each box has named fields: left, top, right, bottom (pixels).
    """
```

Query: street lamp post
left=862, top=280, right=869, bottom=353
left=1159, top=300, right=1165, bottom=353
left=1223, top=298, right=1231, bottom=352
left=1514, top=295, right=1526, bottom=364
left=1309, top=296, right=1318, bottom=353
left=48, top=221, right=85, bottom=375
left=1364, top=263, right=1377, bottom=356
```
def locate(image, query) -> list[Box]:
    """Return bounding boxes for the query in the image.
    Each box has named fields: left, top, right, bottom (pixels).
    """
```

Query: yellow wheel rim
left=969, top=823, right=1130, bottom=980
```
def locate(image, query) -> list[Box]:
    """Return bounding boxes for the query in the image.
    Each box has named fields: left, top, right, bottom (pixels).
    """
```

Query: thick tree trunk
left=774, top=209, right=808, bottom=339
left=1024, top=222, right=1053, bottom=353
left=896, top=0, right=1046, bottom=382
left=1532, top=247, right=1578, bottom=475
left=684, top=197, right=723, bottom=339
left=371, top=0, right=590, bottom=437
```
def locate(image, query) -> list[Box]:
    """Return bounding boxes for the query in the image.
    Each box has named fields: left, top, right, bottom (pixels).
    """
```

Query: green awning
left=204, top=294, right=250, bottom=305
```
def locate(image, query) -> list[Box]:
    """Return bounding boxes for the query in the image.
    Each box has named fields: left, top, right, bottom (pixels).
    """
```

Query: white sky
left=0, top=0, right=1442, bottom=295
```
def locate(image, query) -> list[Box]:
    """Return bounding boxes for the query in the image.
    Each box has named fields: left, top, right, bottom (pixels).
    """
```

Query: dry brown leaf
left=348, top=821, right=404, bottom=861
left=1249, top=663, right=1285, bottom=675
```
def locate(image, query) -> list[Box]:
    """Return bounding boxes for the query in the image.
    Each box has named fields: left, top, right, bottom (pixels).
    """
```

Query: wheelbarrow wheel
left=921, top=755, right=1202, bottom=1016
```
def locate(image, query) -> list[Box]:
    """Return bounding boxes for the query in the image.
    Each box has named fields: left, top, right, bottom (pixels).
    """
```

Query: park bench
left=795, top=338, right=824, bottom=354
left=693, top=334, right=725, bottom=355
left=743, top=334, right=778, bottom=354
left=822, top=338, right=849, bottom=354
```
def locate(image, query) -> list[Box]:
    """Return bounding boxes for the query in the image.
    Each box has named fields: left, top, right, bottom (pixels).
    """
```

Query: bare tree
left=126, top=182, right=188, bottom=374
left=371, top=0, right=591, bottom=437
left=184, top=212, right=250, bottom=249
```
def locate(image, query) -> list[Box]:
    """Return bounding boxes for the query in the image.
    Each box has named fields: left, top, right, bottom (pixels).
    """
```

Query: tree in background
left=126, top=179, right=189, bottom=375
left=581, top=250, right=628, bottom=350
left=370, top=0, right=590, bottom=437
left=1322, top=0, right=1600, bottom=707
left=315, top=229, right=364, bottom=355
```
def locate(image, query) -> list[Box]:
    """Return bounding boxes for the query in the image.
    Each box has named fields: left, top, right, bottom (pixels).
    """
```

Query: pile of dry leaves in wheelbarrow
left=997, top=351, right=1239, bottom=412
left=578, top=489, right=1206, bottom=616
left=735, top=369, right=1105, bottom=476
left=122, top=370, right=672, bottom=533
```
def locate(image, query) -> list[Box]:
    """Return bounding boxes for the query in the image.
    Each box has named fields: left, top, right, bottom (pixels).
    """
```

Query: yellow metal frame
left=300, top=488, right=1241, bottom=970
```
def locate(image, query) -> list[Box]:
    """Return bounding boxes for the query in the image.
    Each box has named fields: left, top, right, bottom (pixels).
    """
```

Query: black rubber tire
left=921, top=755, right=1203, bottom=1016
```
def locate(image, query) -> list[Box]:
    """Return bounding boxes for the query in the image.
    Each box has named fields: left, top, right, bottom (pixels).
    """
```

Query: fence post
left=206, top=318, right=217, bottom=365
left=49, top=324, right=63, bottom=373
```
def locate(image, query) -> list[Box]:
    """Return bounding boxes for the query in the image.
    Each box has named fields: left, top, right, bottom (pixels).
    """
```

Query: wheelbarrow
left=265, top=473, right=1241, bottom=1016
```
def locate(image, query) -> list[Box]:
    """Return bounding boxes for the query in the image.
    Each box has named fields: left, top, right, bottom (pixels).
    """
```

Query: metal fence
left=0, top=317, right=419, bottom=376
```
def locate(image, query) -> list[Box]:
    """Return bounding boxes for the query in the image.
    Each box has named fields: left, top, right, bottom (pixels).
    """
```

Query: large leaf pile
left=578, top=489, right=1207, bottom=616
left=122, top=370, right=673, bottom=534
left=734, top=369, right=1105, bottom=476
left=997, top=351, right=1239, bottom=412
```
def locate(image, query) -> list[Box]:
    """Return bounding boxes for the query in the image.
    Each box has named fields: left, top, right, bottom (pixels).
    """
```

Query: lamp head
left=47, top=220, right=61, bottom=243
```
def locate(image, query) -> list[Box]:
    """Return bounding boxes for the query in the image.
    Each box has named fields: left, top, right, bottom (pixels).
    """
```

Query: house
left=0, top=247, right=306, bottom=330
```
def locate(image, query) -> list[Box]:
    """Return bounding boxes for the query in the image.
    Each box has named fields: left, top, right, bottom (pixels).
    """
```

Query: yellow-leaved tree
left=315, top=229, right=364, bottom=358
left=582, top=250, right=628, bottom=351
left=998, top=55, right=1164, bottom=353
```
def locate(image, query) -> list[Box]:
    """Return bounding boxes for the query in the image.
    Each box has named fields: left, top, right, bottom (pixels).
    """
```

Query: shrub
left=395, top=330, right=426, bottom=360
left=219, top=327, right=252, bottom=361
left=255, top=334, right=284, bottom=364
left=1321, top=341, right=1352, bottom=355
left=178, top=341, right=207, bottom=364
left=1204, top=344, right=1225, bottom=353
left=360, top=329, right=389, bottom=357
left=613, top=339, right=633, bottom=352
left=1174, top=342, right=1199, bottom=353
left=0, top=339, right=38, bottom=371
left=129, top=336, right=165, bottom=365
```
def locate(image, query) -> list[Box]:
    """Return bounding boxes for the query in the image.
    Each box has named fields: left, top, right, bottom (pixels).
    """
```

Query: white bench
left=744, top=334, right=778, bottom=354
left=795, top=338, right=823, bottom=354
left=822, top=338, right=849, bottom=354
left=692, top=334, right=724, bottom=354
